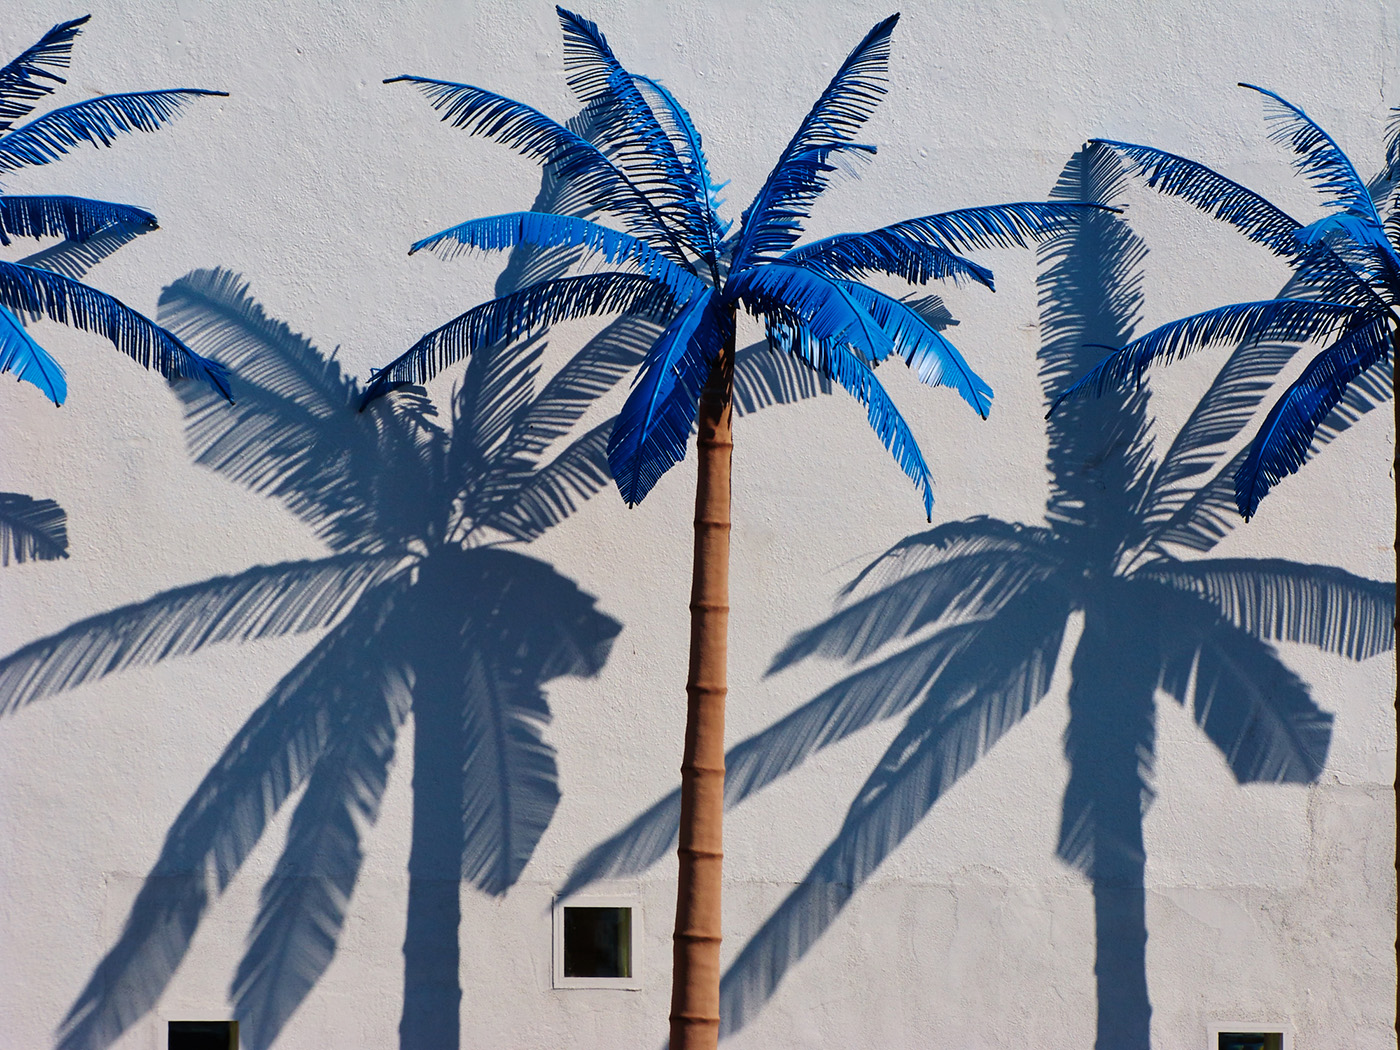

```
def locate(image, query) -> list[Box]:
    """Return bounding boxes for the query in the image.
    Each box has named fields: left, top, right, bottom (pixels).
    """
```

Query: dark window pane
left=563, top=906, right=631, bottom=978
left=169, top=1020, right=238, bottom=1050
left=1219, top=1034, right=1282, bottom=1050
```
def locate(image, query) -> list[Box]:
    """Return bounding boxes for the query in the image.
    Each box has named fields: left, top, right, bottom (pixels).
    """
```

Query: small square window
left=1209, top=1023, right=1289, bottom=1050
left=169, top=1020, right=239, bottom=1050
left=553, top=894, right=642, bottom=989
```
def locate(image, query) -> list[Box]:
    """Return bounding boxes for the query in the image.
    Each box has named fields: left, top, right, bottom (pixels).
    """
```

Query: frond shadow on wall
left=563, top=147, right=1393, bottom=1048
left=0, top=265, right=833, bottom=1050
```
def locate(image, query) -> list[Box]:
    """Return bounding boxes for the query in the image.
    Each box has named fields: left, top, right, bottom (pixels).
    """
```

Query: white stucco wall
left=0, top=2, right=1394, bottom=1048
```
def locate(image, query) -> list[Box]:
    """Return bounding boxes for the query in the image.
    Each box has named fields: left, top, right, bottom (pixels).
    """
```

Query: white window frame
left=552, top=894, right=643, bottom=990
left=1207, top=1022, right=1291, bottom=1050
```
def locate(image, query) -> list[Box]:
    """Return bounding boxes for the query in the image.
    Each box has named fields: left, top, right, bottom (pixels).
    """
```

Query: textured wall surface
left=0, top=2, right=1395, bottom=1048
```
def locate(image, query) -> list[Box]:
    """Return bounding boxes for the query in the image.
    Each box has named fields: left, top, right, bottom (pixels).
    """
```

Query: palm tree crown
left=362, top=7, right=1095, bottom=515
left=1053, top=85, right=1400, bottom=520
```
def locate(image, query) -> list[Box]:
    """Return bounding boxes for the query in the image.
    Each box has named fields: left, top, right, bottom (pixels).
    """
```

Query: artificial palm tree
left=563, top=149, right=1395, bottom=1047
left=362, top=10, right=1095, bottom=1043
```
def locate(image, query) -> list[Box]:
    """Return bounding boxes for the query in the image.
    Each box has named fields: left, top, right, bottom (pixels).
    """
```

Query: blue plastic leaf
left=1235, top=315, right=1394, bottom=519
left=786, top=224, right=994, bottom=288
left=1297, top=210, right=1400, bottom=283
left=0, top=260, right=230, bottom=399
left=1242, top=83, right=1384, bottom=227
left=766, top=321, right=935, bottom=518
left=1091, top=138, right=1309, bottom=259
left=385, top=75, right=691, bottom=265
left=410, top=211, right=703, bottom=299
left=0, top=491, right=68, bottom=563
left=606, top=290, right=720, bottom=505
left=362, top=272, right=678, bottom=406
left=735, top=141, right=877, bottom=266
left=556, top=7, right=712, bottom=258
left=729, top=260, right=896, bottom=364
left=733, top=12, right=898, bottom=266
left=1049, top=298, right=1362, bottom=414
left=792, top=202, right=1108, bottom=288
left=632, top=74, right=730, bottom=249
left=1093, top=137, right=1377, bottom=307
left=0, top=300, right=65, bottom=403
left=0, top=89, right=227, bottom=173
left=0, top=15, right=87, bottom=131
left=0, top=194, right=156, bottom=245
left=836, top=282, right=993, bottom=416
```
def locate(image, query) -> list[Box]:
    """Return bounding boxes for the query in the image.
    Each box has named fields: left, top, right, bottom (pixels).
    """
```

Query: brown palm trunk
left=670, top=317, right=736, bottom=1050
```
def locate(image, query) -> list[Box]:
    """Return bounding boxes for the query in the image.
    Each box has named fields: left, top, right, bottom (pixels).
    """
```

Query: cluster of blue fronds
left=370, top=7, right=1097, bottom=513
left=1056, top=86, right=1400, bottom=519
left=0, top=14, right=228, bottom=406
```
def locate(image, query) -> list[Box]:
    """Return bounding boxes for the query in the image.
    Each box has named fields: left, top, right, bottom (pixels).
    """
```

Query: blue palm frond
left=1048, top=298, right=1362, bottom=414
left=755, top=12, right=896, bottom=177
left=0, top=300, right=65, bottom=403
left=0, top=194, right=156, bottom=246
left=1242, top=83, right=1383, bottom=227
left=632, top=74, right=730, bottom=247
left=836, top=282, right=993, bottom=416
left=606, top=291, right=721, bottom=505
left=0, top=89, right=227, bottom=173
left=729, top=260, right=895, bottom=363
left=1094, top=138, right=1379, bottom=309
left=555, top=8, right=712, bottom=258
left=779, top=328, right=935, bottom=517
left=785, top=223, right=994, bottom=289
left=0, top=260, right=231, bottom=398
left=734, top=141, right=877, bottom=266
left=385, top=75, right=691, bottom=265
left=410, top=211, right=703, bottom=298
left=733, top=13, right=897, bottom=266
left=793, top=203, right=1110, bottom=288
left=1235, top=315, right=1395, bottom=519
left=1296, top=209, right=1400, bottom=288
left=0, top=491, right=67, bottom=564
left=0, top=15, right=87, bottom=131
left=1090, top=138, right=1306, bottom=258
left=361, top=272, right=678, bottom=406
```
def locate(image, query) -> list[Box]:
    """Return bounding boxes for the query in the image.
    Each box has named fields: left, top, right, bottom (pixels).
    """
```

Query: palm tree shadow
left=564, top=148, right=1394, bottom=1047
left=0, top=224, right=834, bottom=1050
